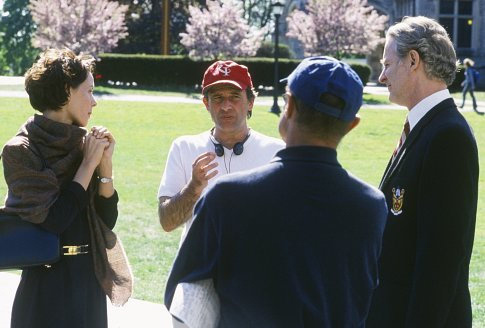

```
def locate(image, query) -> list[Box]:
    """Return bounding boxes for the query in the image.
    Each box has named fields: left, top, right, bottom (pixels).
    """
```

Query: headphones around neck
left=209, top=129, right=250, bottom=157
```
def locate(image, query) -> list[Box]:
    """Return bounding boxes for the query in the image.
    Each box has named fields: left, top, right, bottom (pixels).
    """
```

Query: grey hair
left=387, top=16, right=457, bottom=86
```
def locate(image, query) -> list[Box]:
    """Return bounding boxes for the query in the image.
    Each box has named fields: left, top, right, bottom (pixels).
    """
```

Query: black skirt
left=11, top=182, right=118, bottom=328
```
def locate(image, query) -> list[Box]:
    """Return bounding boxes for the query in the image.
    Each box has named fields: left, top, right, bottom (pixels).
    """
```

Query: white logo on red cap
left=216, top=64, right=231, bottom=77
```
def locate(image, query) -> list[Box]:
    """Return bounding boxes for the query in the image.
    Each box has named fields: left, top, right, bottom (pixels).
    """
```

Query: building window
left=439, top=0, right=473, bottom=49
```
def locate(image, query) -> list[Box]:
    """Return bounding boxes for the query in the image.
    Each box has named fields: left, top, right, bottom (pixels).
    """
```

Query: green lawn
left=2, top=81, right=485, bottom=102
left=363, top=93, right=391, bottom=105
left=0, top=83, right=395, bottom=105
left=94, top=85, right=396, bottom=106
left=365, top=91, right=485, bottom=105
left=94, top=84, right=201, bottom=99
left=0, top=97, right=483, bottom=326
left=452, top=91, right=485, bottom=102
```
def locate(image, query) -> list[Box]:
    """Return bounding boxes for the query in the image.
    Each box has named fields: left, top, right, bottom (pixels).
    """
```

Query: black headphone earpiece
left=209, top=129, right=250, bottom=157
left=214, top=143, right=224, bottom=157
left=233, top=141, right=244, bottom=155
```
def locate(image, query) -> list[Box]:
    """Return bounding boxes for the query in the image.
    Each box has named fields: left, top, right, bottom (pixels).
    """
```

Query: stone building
left=280, top=0, right=484, bottom=86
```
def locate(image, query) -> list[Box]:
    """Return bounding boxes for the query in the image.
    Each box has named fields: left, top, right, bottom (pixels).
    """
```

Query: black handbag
left=0, top=140, right=60, bottom=270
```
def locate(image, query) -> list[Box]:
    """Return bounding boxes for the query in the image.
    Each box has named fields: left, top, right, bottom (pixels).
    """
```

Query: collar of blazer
left=379, top=98, right=456, bottom=190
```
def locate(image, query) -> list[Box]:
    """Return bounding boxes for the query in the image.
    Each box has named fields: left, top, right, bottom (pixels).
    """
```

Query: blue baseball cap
left=281, top=56, right=363, bottom=122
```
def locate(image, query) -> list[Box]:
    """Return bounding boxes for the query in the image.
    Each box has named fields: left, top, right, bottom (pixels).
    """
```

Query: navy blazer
left=367, top=98, right=479, bottom=327
left=166, top=146, right=388, bottom=328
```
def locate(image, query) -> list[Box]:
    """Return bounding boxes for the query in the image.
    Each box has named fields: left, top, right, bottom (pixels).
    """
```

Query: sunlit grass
left=0, top=97, right=483, bottom=326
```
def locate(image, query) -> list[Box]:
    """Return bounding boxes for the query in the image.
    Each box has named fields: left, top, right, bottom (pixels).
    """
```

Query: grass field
left=2, top=80, right=485, bottom=103
left=0, top=83, right=395, bottom=105
left=452, top=90, right=485, bottom=102
left=0, top=96, right=483, bottom=326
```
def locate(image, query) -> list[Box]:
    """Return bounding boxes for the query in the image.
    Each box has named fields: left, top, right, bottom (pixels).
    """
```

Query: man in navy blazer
left=366, top=16, right=479, bottom=327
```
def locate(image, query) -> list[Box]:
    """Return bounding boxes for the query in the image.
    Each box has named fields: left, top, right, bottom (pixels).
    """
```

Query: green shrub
left=256, top=42, right=293, bottom=59
left=96, top=54, right=372, bottom=90
left=95, top=54, right=203, bottom=87
left=349, top=64, right=371, bottom=86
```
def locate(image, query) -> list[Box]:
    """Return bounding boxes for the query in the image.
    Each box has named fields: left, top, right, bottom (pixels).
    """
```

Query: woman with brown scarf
left=0, top=49, right=132, bottom=327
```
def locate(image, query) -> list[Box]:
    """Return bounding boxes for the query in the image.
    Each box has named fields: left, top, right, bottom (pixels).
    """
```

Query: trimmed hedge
left=351, top=64, right=371, bottom=87
left=96, top=54, right=372, bottom=90
left=256, top=42, right=293, bottom=59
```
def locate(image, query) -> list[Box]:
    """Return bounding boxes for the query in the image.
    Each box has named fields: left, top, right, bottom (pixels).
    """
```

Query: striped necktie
left=392, top=118, right=410, bottom=161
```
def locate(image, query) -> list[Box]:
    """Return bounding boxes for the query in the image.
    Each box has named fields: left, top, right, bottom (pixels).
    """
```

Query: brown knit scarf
left=1, top=114, right=133, bottom=306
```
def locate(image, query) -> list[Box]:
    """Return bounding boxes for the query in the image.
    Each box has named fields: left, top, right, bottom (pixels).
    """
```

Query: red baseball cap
left=202, top=60, right=253, bottom=94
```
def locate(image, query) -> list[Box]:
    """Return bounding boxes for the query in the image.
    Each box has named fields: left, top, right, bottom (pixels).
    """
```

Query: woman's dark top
left=11, top=181, right=119, bottom=328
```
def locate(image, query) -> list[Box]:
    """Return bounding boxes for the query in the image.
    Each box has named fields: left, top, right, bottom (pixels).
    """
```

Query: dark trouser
left=461, top=84, right=478, bottom=111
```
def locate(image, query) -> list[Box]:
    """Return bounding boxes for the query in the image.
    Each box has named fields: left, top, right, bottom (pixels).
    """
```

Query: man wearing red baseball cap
left=157, top=60, right=284, bottom=243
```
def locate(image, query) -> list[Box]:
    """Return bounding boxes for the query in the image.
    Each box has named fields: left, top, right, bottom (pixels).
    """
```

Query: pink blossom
left=286, top=0, right=388, bottom=58
left=180, top=0, right=265, bottom=59
left=30, top=0, right=128, bottom=56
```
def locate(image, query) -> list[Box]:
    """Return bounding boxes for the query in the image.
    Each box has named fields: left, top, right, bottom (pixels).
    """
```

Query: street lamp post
left=270, top=1, right=285, bottom=116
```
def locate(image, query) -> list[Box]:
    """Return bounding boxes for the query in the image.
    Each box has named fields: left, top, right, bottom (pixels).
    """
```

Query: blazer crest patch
left=391, top=187, right=405, bottom=215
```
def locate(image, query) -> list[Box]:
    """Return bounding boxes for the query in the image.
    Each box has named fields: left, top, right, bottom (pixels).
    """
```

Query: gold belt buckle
left=63, top=245, right=89, bottom=256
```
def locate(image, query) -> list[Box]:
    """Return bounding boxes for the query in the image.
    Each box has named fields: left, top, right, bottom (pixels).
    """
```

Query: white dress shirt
left=407, top=89, right=452, bottom=132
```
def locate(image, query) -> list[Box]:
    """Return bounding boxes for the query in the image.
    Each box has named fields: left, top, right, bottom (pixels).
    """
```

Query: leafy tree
left=170, top=0, right=207, bottom=55
left=286, top=0, right=387, bottom=59
left=0, top=0, right=39, bottom=75
left=29, top=0, right=129, bottom=56
left=241, top=0, right=273, bottom=31
left=115, top=0, right=205, bottom=55
left=0, top=47, right=9, bottom=75
left=115, top=0, right=161, bottom=54
left=180, top=0, right=264, bottom=60
left=114, top=1, right=273, bottom=55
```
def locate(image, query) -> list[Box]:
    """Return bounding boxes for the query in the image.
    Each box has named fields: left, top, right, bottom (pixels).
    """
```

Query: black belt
left=62, top=244, right=89, bottom=256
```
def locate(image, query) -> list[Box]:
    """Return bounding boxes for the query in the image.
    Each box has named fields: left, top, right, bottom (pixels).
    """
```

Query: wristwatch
left=98, top=176, right=113, bottom=184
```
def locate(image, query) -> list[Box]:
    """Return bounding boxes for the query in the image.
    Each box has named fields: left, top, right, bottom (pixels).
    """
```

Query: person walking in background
left=165, top=57, right=388, bottom=327
left=459, top=58, right=484, bottom=115
left=1, top=48, right=132, bottom=328
left=367, top=16, right=479, bottom=327
left=157, top=60, right=284, bottom=244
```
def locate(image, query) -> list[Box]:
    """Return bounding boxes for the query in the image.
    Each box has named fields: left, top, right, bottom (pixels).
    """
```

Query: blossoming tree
left=180, top=0, right=265, bottom=59
left=29, top=0, right=128, bottom=55
left=286, top=0, right=387, bottom=59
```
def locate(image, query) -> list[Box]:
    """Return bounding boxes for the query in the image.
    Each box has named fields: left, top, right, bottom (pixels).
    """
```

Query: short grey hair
left=387, top=16, right=457, bottom=86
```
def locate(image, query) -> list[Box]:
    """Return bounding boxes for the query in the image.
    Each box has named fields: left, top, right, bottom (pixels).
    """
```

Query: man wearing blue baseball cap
left=164, top=56, right=388, bottom=327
